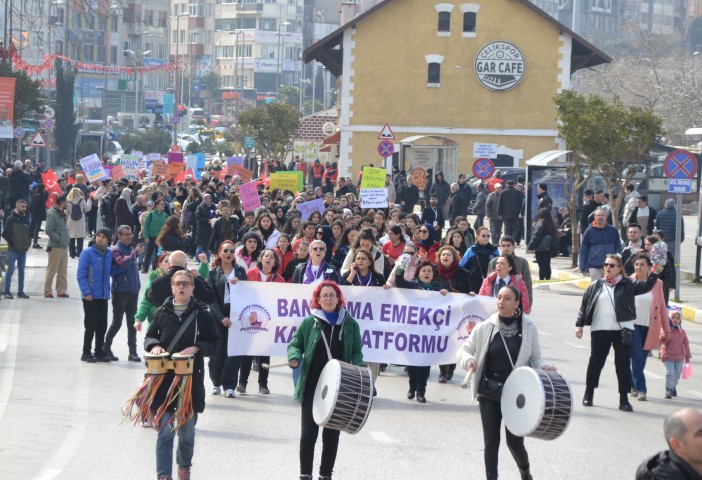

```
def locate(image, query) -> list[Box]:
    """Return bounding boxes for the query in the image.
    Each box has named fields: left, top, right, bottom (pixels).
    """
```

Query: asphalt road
left=0, top=254, right=701, bottom=480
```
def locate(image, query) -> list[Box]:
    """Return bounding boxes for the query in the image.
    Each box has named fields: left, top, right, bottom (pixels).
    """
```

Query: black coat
left=448, top=192, right=468, bottom=223
left=206, top=265, right=247, bottom=321
left=578, top=200, right=601, bottom=234
left=420, top=206, right=445, bottom=241
left=8, top=169, right=31, bottom=203
left=159, top=233, right=191, bottom=253
left=291, top=261, right=340, bottom=284
left=536, top=192, right=553, bottom=212
left=497, top=185, right=525, bottom=220
left=636, top=450, right=702, bottom=480
left=438, top=268, right=470, bottom=293
left=144, top=298, right=219, bottom=413
left=195, top=201, right=216, bottom=246
left=576, top=273, right=658, bottom=327
left=146, top=266, right=216, bottom=308
left=629, top=206, right=657, bottom=235
left=397, top=184, right=419, bottom=214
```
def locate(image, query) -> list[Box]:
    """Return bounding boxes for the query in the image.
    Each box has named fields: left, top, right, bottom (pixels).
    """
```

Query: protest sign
left=360, top=166, right=386, bottom=189
left=80, top=153, right=107, bottom=182
left=297, top=198, right=325, bottom=221
left=120, top=154, right=141, bottom=181
left=152, top=162, right=169, bottom=177
left=169, top=162, right=185, bottom=178
left=167, top=151, right=184, bottom=163
left=228, top=164, right=253, bottom=183
left=239, top=181, right=262, bottom=211
left=110, top=164, right=124, bottom=181
left=148, top=153, right=161, bottom=163
left=360, top=188, right=388, bottom=208
left=186, top=155, right=198, bottom=179
left=269, top=172, right=300, bottom=192
left=227, top=155, right=245, bottom=167
left=228, top=283, right=495, bottom=365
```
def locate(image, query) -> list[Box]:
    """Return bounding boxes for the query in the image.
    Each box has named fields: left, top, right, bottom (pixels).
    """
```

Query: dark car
left=466, top=167, right=526, bottom=198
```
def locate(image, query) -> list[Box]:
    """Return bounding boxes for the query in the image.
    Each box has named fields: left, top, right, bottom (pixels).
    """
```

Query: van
left=189, top=108, right=206, bottom=120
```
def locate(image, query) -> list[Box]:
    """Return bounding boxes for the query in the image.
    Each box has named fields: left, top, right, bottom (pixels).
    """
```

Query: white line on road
left=563, top=341, right=586, bottom=349
left=644, top=369, right=664, bottom=380
left=0, top=305, right=21, bottom=423
left=369, top=431, right=399, bottom=444
left=33, top=429, right=84, bottom=480
left=539, top=331, right=552, bottom=336
left=690, top=390, right=702, bottom=399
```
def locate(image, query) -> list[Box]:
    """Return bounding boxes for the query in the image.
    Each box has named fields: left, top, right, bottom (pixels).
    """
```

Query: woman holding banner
left=287, top=281, right=363, bottom=480
left=292, top=240, right=339, bottom=285
left=457, top=285, right=555, bottom=480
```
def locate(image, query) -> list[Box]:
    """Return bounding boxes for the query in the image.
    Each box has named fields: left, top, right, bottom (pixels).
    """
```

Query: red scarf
left=438, top=260, right=459, bottom=280
left=604, top=274, right=622, bottom=286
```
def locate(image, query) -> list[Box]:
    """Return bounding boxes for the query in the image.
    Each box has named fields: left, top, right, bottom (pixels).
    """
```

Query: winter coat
left=621, top=191, right=640, bottom=227
left=8, top=168, right=31, bottom=203
left=536, top=192, right=553, bottom=212
left=45, top=205, right=69, bottom=248
left=110, top=241, right=141, bottom=294
left=142, top=209, right=167, bottom=239
left=497, top=185, right=525, bottom=219
left=576, top=273, right=658, bottom=328
left=195, top=201, right=216, bottom=246
left=76, top=244, right=113, bottom=300
left=146, top=266, right=216, bottom=308
left=291, top=260, right=340, bottom=284
left=114, top=198, right=133, bottom=232
left=274, top=247, right=294, bottom=275
left=629, top=274, right=670, bottom=350
left=2, top=210, right=30, bottom=252
left=341, top=269, right=386, bottom=287
left=460, top=242, right=500, bottom=293
left=472, top=190, right=487, bottom=215
left=420, top=207, right=445, bottom=241
left=136, top=262, right=209, bottom=323
left=659, top=327, right=691, bottom=363
left=208, top=216, right=240, bottom=252
left=448, top=192, right=468, bottom=222
left=578, top=200, right=601, bottom=234
left=340, top=246, right=386, bottom=278
left=629, top=206, right=657, bottom=235
left=486, top=191, right=500, bottom=219
left=655, top=205, right=684, bottom=244
left=287, top=308, right=364, bottom=402
left=430, top=174, right=450, bottom=206
left=437, top=266, right=471, bottom=294
left=527, top=221, right=554, bottom=252
left=158, top=232, right=190, bottom=253
left=144, top=298, right=219, bottom=414
left=65, top=198, right=92, bottom=239
left=397, top=184, right=419, bottom=214
left=478, top=271, right=531, bottom=314
left=30, top=190, right=48, bottom=222
left=206, top=264, right=247, bottom=321
left=578, top=224, right=621, bottom=271
left=636, top=450, right=702, bottom=480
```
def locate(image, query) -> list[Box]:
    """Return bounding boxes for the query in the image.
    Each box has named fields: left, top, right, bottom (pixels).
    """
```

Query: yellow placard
left=360, top=166, right=386, bottom=189
left=269, top=172, right=301, bottom=192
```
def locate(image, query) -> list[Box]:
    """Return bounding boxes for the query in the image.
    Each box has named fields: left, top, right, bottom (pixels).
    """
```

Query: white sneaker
left=225, top=389, right=236, bottom=398
left=212, top=386, right=221, bottom=395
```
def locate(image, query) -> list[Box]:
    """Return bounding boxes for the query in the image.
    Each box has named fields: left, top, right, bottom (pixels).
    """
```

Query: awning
left=319, top=144, right=332, bottom=152
left=525, top=150, right=571, bottom=166
left=322, top=131, right=340, bottom=145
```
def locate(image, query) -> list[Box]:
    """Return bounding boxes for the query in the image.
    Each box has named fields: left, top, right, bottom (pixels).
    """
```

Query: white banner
left=228, top=283, right=495, bottom=366
left=79, top=153, right=107, bottom=182
left=359, top=188, right=388, bottom=209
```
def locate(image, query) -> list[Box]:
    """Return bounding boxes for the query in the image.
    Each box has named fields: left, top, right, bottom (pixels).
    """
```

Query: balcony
left=187, top=44, right=204, bottom=56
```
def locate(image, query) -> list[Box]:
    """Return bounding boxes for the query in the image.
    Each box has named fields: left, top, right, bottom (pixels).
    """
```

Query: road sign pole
left=675, top=193, right=682, bottom=300
left=696, top=186, right=702, bottom=283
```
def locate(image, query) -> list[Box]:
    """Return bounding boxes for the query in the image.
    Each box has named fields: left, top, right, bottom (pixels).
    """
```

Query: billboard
left=0, top=77, right=17, bottom=139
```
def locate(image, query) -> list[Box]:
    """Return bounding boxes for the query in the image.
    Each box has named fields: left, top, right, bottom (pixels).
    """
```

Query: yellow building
left=303, top=0, right=610, bottom=182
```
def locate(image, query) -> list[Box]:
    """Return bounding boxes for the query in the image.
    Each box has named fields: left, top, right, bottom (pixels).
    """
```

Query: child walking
left=659, top=308, right=691, bottom=399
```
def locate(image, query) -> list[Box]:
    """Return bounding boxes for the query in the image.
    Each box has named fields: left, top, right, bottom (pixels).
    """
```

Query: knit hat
left=96, top=227, right=112, bottom=239
left=538, top=183, right=547, bottom=191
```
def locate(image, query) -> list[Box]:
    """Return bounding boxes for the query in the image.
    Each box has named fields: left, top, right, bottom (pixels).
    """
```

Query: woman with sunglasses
left=292, top=240, right=340, bottom=285
left=287, top=281, right=363, bottom=480
left=206, top=240, right=248, bottom=398
left=460, top=226, right=500, bottom=293
left=415, top=223, right=441, bottom=264
left=385, top=243, right=420, bottom=287
left=315, top=225, right=336, bottom=262
left=479, top=254, right=531, bottom=314
left=575, top=253, right=662, bottom=411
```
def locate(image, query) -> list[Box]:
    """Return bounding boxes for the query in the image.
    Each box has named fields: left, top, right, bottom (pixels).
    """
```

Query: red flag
left=174, top=167, right=195, bottom=184
left=41, top=169, right=63, bottom=208
left=67, top=176, right=76, bottom=185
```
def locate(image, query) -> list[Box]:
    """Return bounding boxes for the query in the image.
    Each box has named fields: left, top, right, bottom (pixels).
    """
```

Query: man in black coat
left=8, top=161, right=31, bottom=206
left=536, top=183, right=553, bottom=212
left=497, top=180, right=525, bottom=240
left=578, top=189, right=601, bottom=236
left=146, top=250, right=215, bottom=308
left=447, top=183, right=468, bottom=226
left=194, top=193, right=216, bottom=262
left=397, top=175, right=419, bottom=214
left=335, top=177, right=353, bottom=197
left=457, top=173, right=472, bottom=216
left=430, top=171, right=451, bottom=217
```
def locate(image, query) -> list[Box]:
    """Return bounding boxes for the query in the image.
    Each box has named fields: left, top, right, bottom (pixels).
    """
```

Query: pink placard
left=238, top=181, right=261, bottom=211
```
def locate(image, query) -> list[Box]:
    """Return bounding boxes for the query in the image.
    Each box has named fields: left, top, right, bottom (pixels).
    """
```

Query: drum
left=312, top=360, right=373, bottom=435
left=171, top=354, right=194, bottom=375
left=501, top=366, right=573, bottom=441
left=144, top=353, right=170, bottom=375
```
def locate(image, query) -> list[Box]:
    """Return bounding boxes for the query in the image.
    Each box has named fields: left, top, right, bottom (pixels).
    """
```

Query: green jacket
left=287, top=308, right=364, bottom=403
left=143, top=210, right=168, bottom=239
left=45, top=205, right=69, bottom=248
left=136, top=261, right=209, bottom=322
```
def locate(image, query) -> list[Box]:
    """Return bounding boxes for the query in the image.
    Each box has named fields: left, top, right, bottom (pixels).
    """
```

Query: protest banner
left=110, top=164, right=124, bottom=181
left=239, top=181, right=262, bottom=211
left=227, top=155, right=245, bottom=167
left=103, top=165, right=113, bottom=178
left=167, top=151, right=184, bottom=163
left=360, top=188, right=388, bottom=209
left=269, top=172, right=300, bottom=192
left=186, top=155, right=198, bottom=179
left=152, top=162, right=169, bottom=177
left=228, top=283, right=495, bottom=365
left=296, top=198, right=325, bottom=221
left=228, top=164, right=253, bottom=183
left=360, top=166, right=386, bottom=189
left=120, top=154, right=141, bottom=181
left=80, top=153, right=107, bottom=182
left=169, top=162, right=185, bottom=178
left=148, top=153, right=161, bottom=163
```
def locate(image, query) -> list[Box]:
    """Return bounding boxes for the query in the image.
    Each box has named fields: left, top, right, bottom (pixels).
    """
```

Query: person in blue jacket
left=76, top=227, right=113, bottom=363
left=579, top=208, right=622, bottom=282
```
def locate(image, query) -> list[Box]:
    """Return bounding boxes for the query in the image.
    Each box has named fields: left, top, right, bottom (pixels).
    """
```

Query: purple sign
left=168, top=151, right=184, bottom=163
left=297, top=198, right=325, bottom=221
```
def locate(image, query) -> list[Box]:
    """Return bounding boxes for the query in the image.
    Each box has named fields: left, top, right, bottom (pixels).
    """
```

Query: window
left=123, top=41, right=132, bottom=56
left=112, top=15, right=119, bottom=32
left=438, top=12, right=451, bottom=32
left=435, top=3, right=454, bottom=36
left=238, top=44, right=252, bottom=57
left=144, top=42, right=153, bottom=53
left=460, top=4, right=480, bottom=37
left=261, top=18, right=277, bottom=31
left=261, top=46, right=276, bottom=59
left=111, top=46, right=118, bottom=63
left=158, top=44, right=167, bottom=59
left=425, top=54, right=444, bottom=87
left=97, top=46, right=106, bottom=63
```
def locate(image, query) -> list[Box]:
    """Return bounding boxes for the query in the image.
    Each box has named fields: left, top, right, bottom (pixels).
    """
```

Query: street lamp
left=276, top=21, right=291, bottom=95
left=96, top=85, right=107, bottom=157
left=229, top=30, right=244, bottom=117
left=298, top=78, right=310, bottom=114
left=124, top=49, right=151, bottom=130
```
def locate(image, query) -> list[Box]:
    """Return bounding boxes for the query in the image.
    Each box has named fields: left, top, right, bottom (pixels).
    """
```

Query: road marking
left=0, top=305, right=21, bottom=423
left=539, top=331, right=552, bottom=336
left=34, top=429, right=84, bottom=480
left=644, top=369, right=663, bottom=380
left=563, top=341, right=586, bottom=349
left=691, top=390, right=702, bottom=399
left=369, top=431, right=399, bottom=443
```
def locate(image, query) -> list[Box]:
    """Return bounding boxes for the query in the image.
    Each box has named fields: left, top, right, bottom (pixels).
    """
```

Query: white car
left=178, top=134, right=201, bottom=151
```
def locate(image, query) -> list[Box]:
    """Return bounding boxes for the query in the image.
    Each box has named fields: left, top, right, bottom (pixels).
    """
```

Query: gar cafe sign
left=474, top=40, right=526, bottom=92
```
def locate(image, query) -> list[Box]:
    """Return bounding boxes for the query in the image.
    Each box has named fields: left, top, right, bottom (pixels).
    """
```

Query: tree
left=77, top=139, right=100, bottom=158
left=554, top=90, right=663, bottom=266
left=118, top=128, right=172, bottom=154
left=54, top=60, right=79, bottom=164
left=278, top=85, right=299, bottom=107
left=201, top=71, right=220, bottom=114
left=0, top=63, right=43, bottom=121
left=236, top=102, right=300, bottom=161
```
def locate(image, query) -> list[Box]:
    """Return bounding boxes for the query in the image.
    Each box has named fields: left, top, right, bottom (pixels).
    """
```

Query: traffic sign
left=664, top=149, right=698, bottom=180
left=377, top=140, right=394, bottom=158
left=668, top=179, right=692, bottom=194
left=28, top=130, right=47, bottom=148
left=13, top=127, right=25, bottom=139
left=243, top=136, right=255, bottom=149
left=43, top=106, right=55, bottom=119
left=377, top=123, right=395, bottom=140
left=472, top=158, right=495, bottom=179
left=43, top=119, right=54, bottom=129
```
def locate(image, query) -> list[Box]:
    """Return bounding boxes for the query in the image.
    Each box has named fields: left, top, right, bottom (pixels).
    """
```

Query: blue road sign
left=668, top=179, right=692, bottom=194
left=13, top=127, right=25, bottom=139
left=664, top=150, right=698, bottom=180
left=244, top=136, right=255, bottom=149
left=377, top=140, right=394, bottom=158
left=472, top=158, right=495, bottom=180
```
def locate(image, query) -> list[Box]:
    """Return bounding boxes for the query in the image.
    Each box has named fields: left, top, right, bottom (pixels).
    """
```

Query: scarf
left=95, top=243, right=107, bottom=254
left=604, top=274, right=623, bottom=286
left=304, top=259, right=327, bottom=284
left=438, top=259, right=459, bottom=280
left=417, top=223, right=436, bottom=250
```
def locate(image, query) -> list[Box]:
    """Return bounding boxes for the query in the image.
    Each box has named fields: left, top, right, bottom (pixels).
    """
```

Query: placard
left=227, top=155, right=245, bottom=167
left=79, top=153, right=107, bottom=182
left=120, top=154, right=141, bottom=181
left=110, top=164, right=124, bottom=181
left=239, top=181, right=262, bottom=211
left=269, top=172, right=301, bottom=192
left=297, top=198, right=325, bottom=221
left=228, top=164, right=253, bottom=183
left=167, top=151, right=184, bottom=163
left=360, top=188, right=388, bottom=208
left=169, top=163, right=185, bottom=178
left=152, top=162, right=169, bottom=177
left=360, top=166, right=386, bottom=189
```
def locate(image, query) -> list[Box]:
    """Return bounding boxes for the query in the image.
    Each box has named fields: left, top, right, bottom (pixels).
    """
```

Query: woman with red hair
left=287, top=281, right=364, bottom=480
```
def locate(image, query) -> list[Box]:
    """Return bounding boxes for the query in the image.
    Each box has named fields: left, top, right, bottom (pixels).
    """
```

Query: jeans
left=239, top=356, right=270, bottom=387
left=82, top=299, right=108, bottom=356
left=488, top=219, right=503, bottom=240
left=473, top=213, right=485, bottom=231
left=535, top=250, right=552, bottom=280
left=208, top=322, right=243, bottom=390
left=69, top=238, right=84, bottom=258
left=663, top=360, right=684, bottom=391
left=300, top=387, right=340, bottom=477
left=156, top=411, right=197, bottom=478
left=4, top=250, right=26, bottom=293
left=104, top=292, right=139, bottom=355
left=479, top=396, right=529, bottom=478
left=408, top=366, right=431, bottom=394
left=142, top=237, right=158, bottom=272
left=630, top=325, right=649, bottom=393
left=195, top=245, right=210, bottom=263
left=586, top=330, right=631, bottom=394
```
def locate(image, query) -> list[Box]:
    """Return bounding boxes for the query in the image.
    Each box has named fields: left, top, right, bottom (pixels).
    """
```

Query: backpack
left=70, top=201, right=83, bottom=221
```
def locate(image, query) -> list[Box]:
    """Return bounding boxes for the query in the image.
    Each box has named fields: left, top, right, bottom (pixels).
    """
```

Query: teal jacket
left=143, top=209, right=168, bottom=239
left=287, top=307, right=364, bottom=403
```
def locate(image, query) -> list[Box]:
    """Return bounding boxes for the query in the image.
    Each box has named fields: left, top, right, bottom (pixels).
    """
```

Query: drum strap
left=498, top=328, right=515, bottom=370
left=319, top=325, right=334, bottom=361
left=167, top=311, right=198, bottom=353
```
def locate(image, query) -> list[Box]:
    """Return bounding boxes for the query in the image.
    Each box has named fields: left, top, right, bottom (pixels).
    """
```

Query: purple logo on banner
left=167, top=151, right=184, bottom=163
left=238, top=304, right=271, bottom=333
left=297, top=198, right=325, bottom=221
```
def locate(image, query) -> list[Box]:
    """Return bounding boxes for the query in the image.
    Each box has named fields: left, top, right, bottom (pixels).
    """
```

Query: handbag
left=477, top=326, right=515, bottom=402
left=603, top=282, right=633, bottom=346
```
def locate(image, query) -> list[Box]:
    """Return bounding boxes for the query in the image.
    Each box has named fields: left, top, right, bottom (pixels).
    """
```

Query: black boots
left=582, top=387, right=594, bottom=407
left=520, top=467, right=533, bottom=480
left=619, top=393, right=633, bottom=412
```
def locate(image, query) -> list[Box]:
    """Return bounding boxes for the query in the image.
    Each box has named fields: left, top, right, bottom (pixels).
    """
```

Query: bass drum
left=501, top=366, right=573, bottom=441
left=312, top=360, right=373, bottom=434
